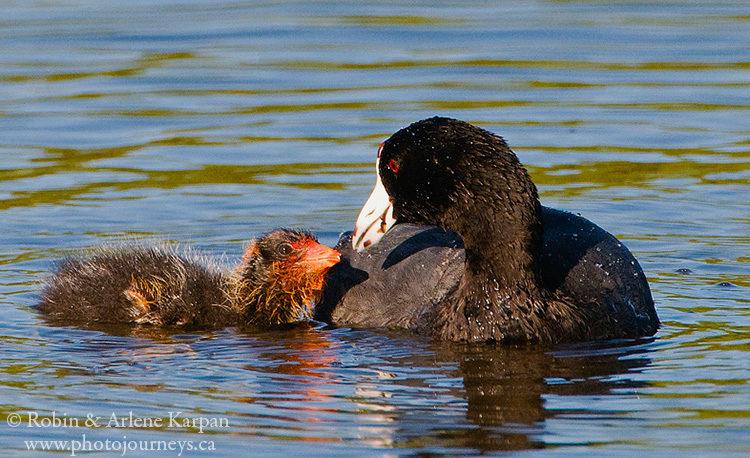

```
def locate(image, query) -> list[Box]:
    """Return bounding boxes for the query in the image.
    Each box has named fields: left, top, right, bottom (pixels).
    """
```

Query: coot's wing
left=315, top=224, right=464, bottom=329
left=540, top=208, right=658, bottom=337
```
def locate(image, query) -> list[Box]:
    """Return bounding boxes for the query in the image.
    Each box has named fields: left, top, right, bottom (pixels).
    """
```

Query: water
left=1, top=0, right=748, bottom=455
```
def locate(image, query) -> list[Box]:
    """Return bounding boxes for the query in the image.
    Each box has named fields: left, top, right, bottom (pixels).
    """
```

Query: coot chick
left=39, top=229, right=340, bottom=329
left=226, top=230, right=341, bottom=327
left=316, top=117, right=658, bottom=343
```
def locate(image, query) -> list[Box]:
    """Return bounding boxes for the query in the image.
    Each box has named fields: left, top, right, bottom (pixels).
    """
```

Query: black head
left=377, top=117, right=542, bottom=260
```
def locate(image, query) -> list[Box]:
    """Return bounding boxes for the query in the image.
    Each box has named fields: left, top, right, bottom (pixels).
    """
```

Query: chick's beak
left=352, top=158, right=396, bottom=252
left=301, top=242, right=341, bottom=271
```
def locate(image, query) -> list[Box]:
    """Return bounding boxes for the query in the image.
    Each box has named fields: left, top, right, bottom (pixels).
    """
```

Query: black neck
left=448, top=194, right=544, bottom=294
left=426, top=195, right=556, bottom=342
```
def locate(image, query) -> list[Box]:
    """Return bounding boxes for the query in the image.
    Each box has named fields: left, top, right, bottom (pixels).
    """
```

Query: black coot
left=316, top=117, right=658, bottom=343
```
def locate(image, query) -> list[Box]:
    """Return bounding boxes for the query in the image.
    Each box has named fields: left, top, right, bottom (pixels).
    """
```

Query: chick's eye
left=388, top=160, right=399, bottom=174
left=277, top=243, right=293, bottom=256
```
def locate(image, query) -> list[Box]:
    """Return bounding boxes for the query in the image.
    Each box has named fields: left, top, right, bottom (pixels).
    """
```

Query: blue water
left=1, top=1, right=748, bottom=455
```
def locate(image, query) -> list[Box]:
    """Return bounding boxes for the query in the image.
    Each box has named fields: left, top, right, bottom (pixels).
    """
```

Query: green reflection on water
left=23, top=80, right=749, bottom=107
left=333, top=15, right=464, bottom=26
left=1, top=161, right=365, bottom=210
left=529, top=158, right=750, bottom=197
left=2, top=52, right=195, bottom=83
left=257, top=58, right=750, bottom=72
left=7, top=99, right=744, bottom=118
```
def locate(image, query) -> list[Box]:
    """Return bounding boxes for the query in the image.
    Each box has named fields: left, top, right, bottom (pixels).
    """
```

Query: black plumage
left=316, top=117, right=658, bottom=343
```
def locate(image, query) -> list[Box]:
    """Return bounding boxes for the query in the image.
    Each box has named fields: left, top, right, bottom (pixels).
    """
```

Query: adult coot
left=316, top=117, right=658, bottom=343
left=40, top=229, right=340, bottom=328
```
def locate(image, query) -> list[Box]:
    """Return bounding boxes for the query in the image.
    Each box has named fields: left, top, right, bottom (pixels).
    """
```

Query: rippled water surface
left=1, top=1, right=748, bottom=455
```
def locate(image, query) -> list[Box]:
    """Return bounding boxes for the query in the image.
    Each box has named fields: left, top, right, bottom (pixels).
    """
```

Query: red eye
left=388, top=160, right=399, bottom=174
left=377, top=142, right=384, bottom=158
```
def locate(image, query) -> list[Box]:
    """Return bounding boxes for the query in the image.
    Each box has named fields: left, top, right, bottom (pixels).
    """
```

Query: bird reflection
left=434, top=340, right=654, bottom=451
left=327, top=333, right=655, bottom=452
